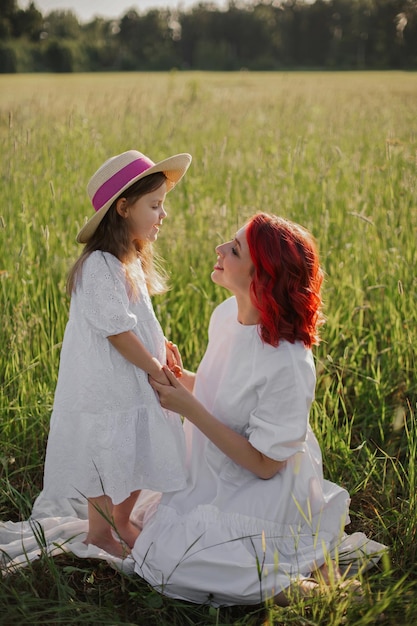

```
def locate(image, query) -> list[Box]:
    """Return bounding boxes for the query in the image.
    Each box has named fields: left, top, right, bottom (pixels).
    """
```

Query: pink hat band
left=77, top=149, right=191, bottom=244
left=91, top=155, right=154, bottom=212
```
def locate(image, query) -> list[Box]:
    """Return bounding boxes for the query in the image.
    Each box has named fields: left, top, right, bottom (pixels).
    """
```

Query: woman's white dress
left=37, top=251, right=186, bottom=508
left=132, top=296, right=381, bottom=606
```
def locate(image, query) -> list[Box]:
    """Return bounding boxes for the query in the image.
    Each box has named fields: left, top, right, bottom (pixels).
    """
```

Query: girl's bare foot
left=84, top=535, right=131, bottom=559
left=115, top=520, right=141, bottom=549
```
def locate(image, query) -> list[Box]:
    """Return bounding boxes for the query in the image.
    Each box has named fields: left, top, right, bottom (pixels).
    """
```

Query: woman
left=131, top=213, right=384, bottom=606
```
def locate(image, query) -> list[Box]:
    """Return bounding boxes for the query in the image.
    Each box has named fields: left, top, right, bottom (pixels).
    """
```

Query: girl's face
left=120, top=181, right=168, bottom=242
left=211, top=225, right=254, bottom=296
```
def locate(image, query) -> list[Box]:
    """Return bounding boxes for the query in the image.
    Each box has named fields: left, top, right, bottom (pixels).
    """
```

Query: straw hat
left=76, top=149, right=192, bottom=243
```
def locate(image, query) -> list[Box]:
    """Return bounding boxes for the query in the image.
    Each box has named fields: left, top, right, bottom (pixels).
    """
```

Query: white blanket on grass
left=0, top=491, right=386, bottom=581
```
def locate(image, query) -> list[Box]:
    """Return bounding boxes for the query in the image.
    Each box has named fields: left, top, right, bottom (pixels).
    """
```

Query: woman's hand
left=164, top=340, right=196, bottom=391
left=149, top=365, right=198, bottom=415
left=165, top=339, right=183, bottom=379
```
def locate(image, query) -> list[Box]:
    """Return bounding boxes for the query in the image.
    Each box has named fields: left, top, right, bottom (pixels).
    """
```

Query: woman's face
left=211, top=225, right=254, bottom=296
left=119, top=181, right=168, bottom=242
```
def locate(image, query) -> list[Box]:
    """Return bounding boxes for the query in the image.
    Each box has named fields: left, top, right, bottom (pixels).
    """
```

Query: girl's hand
left=165, top=339, right=183, bottom=378
left=150, top=357, right=172, bottom=385
left=150, top=365, right=197, bottom=415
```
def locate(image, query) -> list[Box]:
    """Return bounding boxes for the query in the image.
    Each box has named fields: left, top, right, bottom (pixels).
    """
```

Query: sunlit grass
left=1, top=71, right=416, bottom=624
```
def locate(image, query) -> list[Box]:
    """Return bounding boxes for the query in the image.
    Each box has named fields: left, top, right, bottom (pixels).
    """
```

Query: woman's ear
left=116, top=197, right=128, bottom=218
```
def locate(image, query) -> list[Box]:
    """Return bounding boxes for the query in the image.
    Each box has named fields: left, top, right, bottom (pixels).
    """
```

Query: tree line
left=1, top=0, right=416, bottom=73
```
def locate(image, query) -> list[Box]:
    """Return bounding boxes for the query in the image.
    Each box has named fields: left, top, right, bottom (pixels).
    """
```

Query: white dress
left=132, top=296, right=371, bottom=605
left=37, top=251, right=186, bottom=507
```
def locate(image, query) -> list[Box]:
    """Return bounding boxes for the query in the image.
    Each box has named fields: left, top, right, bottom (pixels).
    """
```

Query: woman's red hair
left=246, top=213, right=324, bottom=348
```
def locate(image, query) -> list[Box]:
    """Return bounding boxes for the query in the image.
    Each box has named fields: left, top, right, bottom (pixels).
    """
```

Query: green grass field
left=1, top=71, right=416, bottom=624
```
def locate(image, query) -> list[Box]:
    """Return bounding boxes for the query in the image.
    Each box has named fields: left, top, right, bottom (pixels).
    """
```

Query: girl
left=38, top=149, right=191, bottom=558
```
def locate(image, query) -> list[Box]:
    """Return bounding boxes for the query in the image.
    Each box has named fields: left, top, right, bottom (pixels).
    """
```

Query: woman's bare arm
left=150, top=366, right=285, bottom=479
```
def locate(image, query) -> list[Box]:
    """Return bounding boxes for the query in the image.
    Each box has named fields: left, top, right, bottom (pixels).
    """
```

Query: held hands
left=150, top=357, right=171, bottom=385
left=151, top=366, right=286, bottom=480
left=149, top=365, right=196, bottom=416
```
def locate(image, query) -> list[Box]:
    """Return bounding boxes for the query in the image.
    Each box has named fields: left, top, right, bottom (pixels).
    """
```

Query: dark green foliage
left=3, top=0, right=417, bottom=72
left=0, top=43, right=16, bottom=72
left=44, top=39, right=74, bottom=72
left=11, top=1, right=43, bottom=40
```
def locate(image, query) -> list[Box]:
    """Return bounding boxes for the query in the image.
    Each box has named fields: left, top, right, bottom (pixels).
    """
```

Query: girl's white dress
left=132, top=296, right=384, bottom=606
left=38, top=250, right=186, bottom=507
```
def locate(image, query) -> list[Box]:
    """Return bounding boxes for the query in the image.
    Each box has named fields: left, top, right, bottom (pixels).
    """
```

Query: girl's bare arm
left=108, top=331, right=169, bottom=384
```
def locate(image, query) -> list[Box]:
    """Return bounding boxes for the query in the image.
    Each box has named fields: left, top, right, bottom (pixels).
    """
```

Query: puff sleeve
left=75, top=251, right=138, bottom=337
left=246, top=344, right=316, bottom=461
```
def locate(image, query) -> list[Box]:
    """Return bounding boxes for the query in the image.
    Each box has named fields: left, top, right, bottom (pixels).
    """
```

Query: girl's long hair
left=67, top=172, right=168, bottom=297
left=246, top=212, right=324, bottom=348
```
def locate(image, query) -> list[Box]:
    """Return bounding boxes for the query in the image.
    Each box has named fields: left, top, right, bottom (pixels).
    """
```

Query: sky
left=28, top=0, right=227, bottom=22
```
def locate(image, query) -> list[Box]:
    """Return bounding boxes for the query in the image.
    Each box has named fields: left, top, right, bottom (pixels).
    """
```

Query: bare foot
left=84, top=535, right=131, bottom=559
left=311, top=562, right=364, bottom=603
left=274, top=578, right=321, bottom=606
left=114, top=520, right=141, bottom=549
left=338, top=577, right=364, bottom=602
left=311, top=560, right=342, bottom=585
